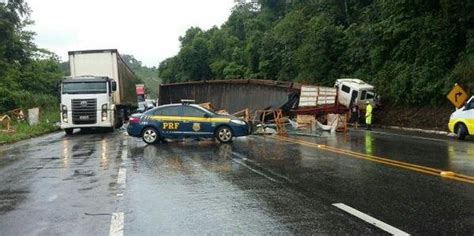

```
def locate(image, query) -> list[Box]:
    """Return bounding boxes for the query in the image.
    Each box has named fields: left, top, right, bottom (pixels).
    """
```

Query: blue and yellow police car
left=127, top=102, right=250, bottom=144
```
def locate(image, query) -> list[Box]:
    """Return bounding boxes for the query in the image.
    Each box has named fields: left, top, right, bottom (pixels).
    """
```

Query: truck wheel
left=215, top=126, right=233, bottom=143
left=142, top=127, right=160, bottom=144
left=65, top=128, right=73, bottom=135
left=114, top=110, right=123, bottom=129
left=115, top=119, right=123, bottom=129
left=456, top=124, right=468, bottom=140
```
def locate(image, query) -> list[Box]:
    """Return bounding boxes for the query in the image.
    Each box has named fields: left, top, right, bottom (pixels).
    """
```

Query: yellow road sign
left=447, top=84, right=468, bottom=108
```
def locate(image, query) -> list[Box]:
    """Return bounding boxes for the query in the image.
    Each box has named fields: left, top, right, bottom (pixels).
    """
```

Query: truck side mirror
left=111, top=81, right=117, bottom=92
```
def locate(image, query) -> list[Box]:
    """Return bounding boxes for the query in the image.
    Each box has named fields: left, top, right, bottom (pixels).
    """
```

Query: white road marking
left=109, top=212, right=124, bottom=236
left=333, top=203, right=410, bottom=236
left=121, top=149, right=128, bottom=161
left=117, top=168, right=126, bottom=187
left=231, top=151, right=248, bottom=160
left=231, top=158, right=281, bottom=183
left=368, top=130, right=445, bottom=143
left=232, top=152, right=291, bottom=182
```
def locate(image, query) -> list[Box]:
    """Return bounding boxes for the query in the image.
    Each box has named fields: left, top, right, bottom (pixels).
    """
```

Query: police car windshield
left=196, top=106, right=217, bottom=115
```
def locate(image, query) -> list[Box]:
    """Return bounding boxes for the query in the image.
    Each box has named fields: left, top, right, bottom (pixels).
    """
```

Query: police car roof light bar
left=181, top=99, right=196, bottom=105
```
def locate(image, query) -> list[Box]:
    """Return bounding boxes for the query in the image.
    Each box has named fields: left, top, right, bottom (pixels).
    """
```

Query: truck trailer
left=60, top=49, right=137, bottom=135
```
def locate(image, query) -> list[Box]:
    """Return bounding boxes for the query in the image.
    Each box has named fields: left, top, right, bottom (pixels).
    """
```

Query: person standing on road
left=350, top=103, right=360, bottom=128
left=365, top=101, right=373, bottom=130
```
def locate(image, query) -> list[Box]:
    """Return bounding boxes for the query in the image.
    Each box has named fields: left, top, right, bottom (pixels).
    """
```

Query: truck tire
left=215, top=126, right=233, bottom=143
left=115, top=119, right=123, bottom=129
left=65, top=128, right=73, bottom=135
left=114, top=110, right=123, bottom=129
left=456, top=123, right=468, bottom=140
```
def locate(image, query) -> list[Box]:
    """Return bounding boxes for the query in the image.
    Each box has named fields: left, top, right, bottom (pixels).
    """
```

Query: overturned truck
left=159, top=78, right=377, bottom=114
left=159, top=79, right=300, bottom=114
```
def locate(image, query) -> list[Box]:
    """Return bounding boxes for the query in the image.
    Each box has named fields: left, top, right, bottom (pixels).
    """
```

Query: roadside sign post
left=447, top=83, right=468, bottom=108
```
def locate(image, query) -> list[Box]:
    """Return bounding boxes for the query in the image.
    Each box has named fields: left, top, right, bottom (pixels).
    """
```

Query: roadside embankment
left=0, top=108, right=60, bottom=145
left=374, top=103, right=454, bottom=132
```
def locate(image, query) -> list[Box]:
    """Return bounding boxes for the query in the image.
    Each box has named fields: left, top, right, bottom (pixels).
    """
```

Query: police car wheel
left=142, top=127, right=159, bottom=144
left=216, top=126, right=233, bottom=143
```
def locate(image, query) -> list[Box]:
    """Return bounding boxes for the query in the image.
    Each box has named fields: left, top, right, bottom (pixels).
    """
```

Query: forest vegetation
left=0, top=0, right=158, bottom=113
left=159, top=0, right=473, bottom=106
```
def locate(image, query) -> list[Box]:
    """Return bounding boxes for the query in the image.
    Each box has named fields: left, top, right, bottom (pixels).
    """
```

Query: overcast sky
left=27, top=0, right=236, bottom=67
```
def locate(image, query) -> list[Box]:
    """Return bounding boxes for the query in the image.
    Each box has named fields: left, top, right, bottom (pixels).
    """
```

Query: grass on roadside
left=0, top=107, right=60, bottom=144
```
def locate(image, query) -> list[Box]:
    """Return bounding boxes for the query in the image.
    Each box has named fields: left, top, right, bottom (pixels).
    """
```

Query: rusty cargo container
left=159, top=79, right=300, bottom=113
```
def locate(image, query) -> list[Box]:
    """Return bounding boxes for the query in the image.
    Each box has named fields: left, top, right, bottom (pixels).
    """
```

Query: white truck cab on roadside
left=449, top=96, right=474, bottom=140
left=335, top=78, right=377, bottom=109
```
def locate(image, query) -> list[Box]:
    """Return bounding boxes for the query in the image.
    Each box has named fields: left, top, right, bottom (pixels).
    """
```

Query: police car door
left=157, top=106, right=183, bottom=138
left=181, top=106, right=212, bottom=137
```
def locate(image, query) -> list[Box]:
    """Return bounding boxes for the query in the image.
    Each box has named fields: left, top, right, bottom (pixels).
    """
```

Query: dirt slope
left=373, top=103, right=455, bottom=131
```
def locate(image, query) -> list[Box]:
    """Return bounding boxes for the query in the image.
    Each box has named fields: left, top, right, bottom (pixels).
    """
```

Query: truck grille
left=71, top=99, right=97, bottom=124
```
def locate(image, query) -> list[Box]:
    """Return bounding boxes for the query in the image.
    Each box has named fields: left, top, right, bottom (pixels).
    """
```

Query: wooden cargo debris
left=198, top=102, right=215, bottom=111
left=232, top=109, right=250, bottom=122
left=252, top=109, right=287, bottom=136
left=327, top=113, right=348, bottom=132
left=299, top=85, right=337, bottom=108
left=7, top=108, right=25, bottom=121
left=296, top=114, right=316, bottom=130
left=0, top=115, right=14, bottom=133
left=216, top=110, right=229, bottom=115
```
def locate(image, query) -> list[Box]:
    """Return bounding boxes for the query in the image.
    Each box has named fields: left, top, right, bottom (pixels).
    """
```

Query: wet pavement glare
left=0, top=128, right=473, bottom=235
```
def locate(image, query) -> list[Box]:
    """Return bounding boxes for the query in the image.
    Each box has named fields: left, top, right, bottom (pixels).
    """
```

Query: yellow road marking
left=273, top=136, right=474, bottom=185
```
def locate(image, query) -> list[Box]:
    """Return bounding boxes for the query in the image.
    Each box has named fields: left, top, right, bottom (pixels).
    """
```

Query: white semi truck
left=60, top=49, right=137, bottom=135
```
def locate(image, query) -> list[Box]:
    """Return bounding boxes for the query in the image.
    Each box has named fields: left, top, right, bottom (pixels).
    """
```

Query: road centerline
left=121, top=149, right=128, bottom=161
left=109, top=212, right=124, bottom=236
left=117, top=168, right=126, bottom=187
left=273, top=136, right=474, bottom=184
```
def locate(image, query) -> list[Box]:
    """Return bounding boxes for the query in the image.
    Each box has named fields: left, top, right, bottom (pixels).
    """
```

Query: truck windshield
left=62, top=82, right=107, bottom=94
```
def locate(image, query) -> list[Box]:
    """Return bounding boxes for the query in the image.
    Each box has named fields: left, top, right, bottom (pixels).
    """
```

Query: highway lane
left=0, top=131, right=126, bottom=235
left=0, top=128, right=473, bottom=234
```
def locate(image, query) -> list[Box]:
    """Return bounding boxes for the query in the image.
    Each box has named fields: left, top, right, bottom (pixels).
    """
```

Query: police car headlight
left=231, top=119, right=246, bottom=125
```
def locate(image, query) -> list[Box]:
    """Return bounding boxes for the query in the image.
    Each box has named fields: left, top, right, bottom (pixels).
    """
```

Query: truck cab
left=335, top=78, right=377, bottom=109
left=60, top=76, right=118, bottom=134
left=449, top=96, right=474, bottom=140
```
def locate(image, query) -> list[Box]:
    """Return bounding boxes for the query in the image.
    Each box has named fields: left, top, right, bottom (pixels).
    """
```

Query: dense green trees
left=159, top=0, right=473, bottom=105
left=0, top=0, right=63, bottom=113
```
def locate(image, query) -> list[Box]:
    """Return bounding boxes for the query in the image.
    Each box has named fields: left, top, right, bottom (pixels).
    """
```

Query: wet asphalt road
left=0, top=128, right=473, bottom=235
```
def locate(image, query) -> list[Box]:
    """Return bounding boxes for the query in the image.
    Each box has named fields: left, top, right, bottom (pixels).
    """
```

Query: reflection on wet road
left=0, top=128, right=473, bottom=234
